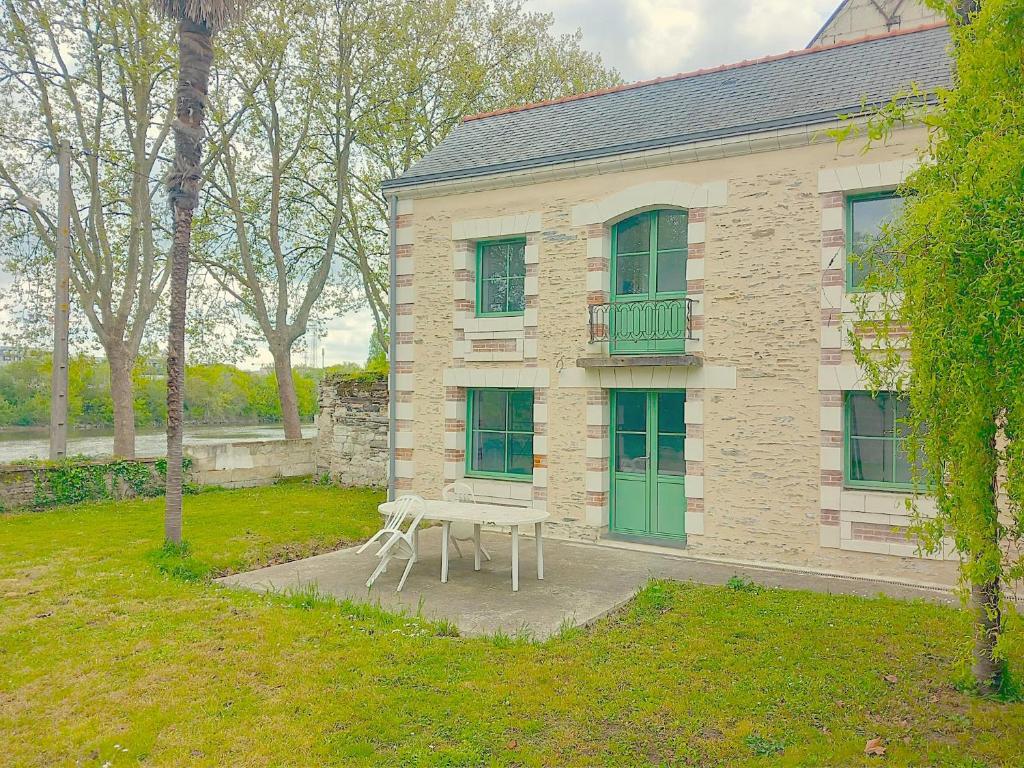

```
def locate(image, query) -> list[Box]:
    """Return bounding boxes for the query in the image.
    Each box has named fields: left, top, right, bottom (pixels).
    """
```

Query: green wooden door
left=610, top=210, right=688, bottom=355
left=610, top=390, right=687, bottom=541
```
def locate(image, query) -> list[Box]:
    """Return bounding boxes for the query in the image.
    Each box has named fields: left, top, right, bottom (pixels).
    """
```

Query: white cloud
left=624, top=1, right=702, bottom=76
left=528, top=0, right=840, bottom=81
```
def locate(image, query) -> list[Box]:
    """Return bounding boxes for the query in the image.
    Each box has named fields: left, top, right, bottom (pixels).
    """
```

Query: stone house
left=380, top=2, right=959, bottom=583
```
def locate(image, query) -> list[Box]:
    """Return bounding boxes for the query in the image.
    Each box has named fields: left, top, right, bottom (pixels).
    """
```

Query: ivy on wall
left=10, top=457, right=195, bottom=509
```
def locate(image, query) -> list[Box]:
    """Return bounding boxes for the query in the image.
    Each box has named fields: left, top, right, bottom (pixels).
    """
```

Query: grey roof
left=384, top=25, right=952, bottom=191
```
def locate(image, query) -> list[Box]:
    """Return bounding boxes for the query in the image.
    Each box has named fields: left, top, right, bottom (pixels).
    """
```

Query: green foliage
left=0, top=354, right=324, bottom=428
left=839, top=1, right=1024, bottom=678
left=745, top=734, right=786, bottom=757
left=26, top=456, right=193, bottom=509
left=146, top=540, right=211, bottom=583
left=726, top=575, right=764, bottom=594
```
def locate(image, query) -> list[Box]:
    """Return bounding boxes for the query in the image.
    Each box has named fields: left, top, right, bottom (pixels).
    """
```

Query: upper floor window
left=466, top=388, right=534, bottom=480
left=613, top=209, right=688, bottom=297
left=844, top=391, right=913, bottom=490
left=846, top=191, right=904, bottom=291
left=477, top=239, right=526, bottom=316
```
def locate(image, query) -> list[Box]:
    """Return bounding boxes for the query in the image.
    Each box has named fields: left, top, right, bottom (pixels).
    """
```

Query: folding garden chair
left=360, top=494, right=427, bottom=592
left=442, top=482, right=491, bottom=561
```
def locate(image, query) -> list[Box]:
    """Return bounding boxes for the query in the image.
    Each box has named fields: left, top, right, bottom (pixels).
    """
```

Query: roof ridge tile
left=461, top=21, right=948, bottom=124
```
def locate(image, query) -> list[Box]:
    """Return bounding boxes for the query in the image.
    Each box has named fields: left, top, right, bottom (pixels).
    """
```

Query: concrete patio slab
left=219, top=526, right=959, bottom=639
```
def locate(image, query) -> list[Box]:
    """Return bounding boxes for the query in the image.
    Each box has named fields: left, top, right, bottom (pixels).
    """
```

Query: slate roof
left=383, top=24, right=953, bottom=191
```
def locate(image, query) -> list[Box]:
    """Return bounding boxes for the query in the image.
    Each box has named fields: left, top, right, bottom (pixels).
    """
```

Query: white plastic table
left=377, top=499, right=549, bottom=591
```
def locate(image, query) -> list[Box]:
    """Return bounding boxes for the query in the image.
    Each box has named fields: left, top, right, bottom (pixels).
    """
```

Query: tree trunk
left=971, top=576, right=1004, bottom=695
left=272, top=344, right=303, bottom=440
left=971, top=425, right=1005, bottom=695
left=108, top=349, right=136, bottom=459
left=165, top=18, right=214, bottom=545
left=165, top=208, right=191, bottom=544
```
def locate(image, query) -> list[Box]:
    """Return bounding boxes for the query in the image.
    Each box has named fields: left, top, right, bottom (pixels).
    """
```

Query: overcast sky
left=528, top=0, right=839, bottom=82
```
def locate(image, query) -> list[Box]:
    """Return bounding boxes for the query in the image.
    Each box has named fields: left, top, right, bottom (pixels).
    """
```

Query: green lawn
left=1, top=483, right=1021, bottom=767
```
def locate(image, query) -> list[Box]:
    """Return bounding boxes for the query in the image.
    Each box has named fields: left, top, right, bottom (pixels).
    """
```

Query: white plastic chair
left=360, top=494, right=427, bottom=592
left=443, top=482, right=491, bottom=561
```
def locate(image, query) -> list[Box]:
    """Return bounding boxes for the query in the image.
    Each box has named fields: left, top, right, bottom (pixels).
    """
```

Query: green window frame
left=845, top=190, right=903, bottom=292
left=465, top=388, right=534, bottom=481
left=611, top=209, right=688, bottom=299
left=843, top=391, right=914, bottom=491
left=476, top=238, right=526, bottom=316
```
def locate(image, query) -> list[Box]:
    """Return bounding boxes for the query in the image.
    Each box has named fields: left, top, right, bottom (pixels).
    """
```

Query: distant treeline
left=0, top=355, right=355, bottom=428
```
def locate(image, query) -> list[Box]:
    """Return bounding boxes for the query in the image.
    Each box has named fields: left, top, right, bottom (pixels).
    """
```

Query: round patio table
left=378, top=499, right=549, bottom=591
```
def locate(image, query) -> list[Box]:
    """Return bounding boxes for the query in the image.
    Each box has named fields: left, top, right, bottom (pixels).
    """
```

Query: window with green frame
left=466, top=389, right=534, bottom=480
left=846, top=191, right=904, bottom=290
left=476, top=239, right=526, bottom=316
left=844, top=391, right=913, bottom=490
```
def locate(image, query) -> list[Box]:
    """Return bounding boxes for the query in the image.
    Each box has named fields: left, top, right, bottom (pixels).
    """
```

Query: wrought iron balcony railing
left=588, top=297, right=696, bottom=345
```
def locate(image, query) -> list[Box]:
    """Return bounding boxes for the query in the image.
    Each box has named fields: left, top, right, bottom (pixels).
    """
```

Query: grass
left=1, top=482, right=1022, bottom=766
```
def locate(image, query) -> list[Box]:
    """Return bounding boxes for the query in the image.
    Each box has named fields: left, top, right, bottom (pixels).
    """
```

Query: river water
left=0, top=423, right=316, bottom=463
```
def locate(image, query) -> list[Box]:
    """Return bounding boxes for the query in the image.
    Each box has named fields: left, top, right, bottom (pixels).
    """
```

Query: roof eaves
left=381, top=95, right=938, bottom=192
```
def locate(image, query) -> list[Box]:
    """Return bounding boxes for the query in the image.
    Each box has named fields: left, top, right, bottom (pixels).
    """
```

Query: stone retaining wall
left=316, top=374, right=388, bottom=488
left=186, top=438, right=317, bottom=489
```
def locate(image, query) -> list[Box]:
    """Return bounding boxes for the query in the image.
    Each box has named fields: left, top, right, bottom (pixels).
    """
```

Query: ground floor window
left=466, top=388, right=534, bottom=480
left=844, top=391, right=912, bottom=490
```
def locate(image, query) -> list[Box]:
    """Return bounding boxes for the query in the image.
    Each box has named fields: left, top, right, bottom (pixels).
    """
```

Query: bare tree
left=197, top=0, right=368, bottom=438
left=0, top=0, right=175, bottom=457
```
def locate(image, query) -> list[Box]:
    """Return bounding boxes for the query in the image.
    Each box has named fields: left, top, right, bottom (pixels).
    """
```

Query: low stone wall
left=317, top=374, right=388, bottom=488
left=0, top=457, right=166, bottom=511
left=186, top=438, right=316, bottom=489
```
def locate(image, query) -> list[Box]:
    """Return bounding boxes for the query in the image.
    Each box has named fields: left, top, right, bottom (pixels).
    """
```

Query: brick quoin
left=820, top=349, right=841, bottom=365
left=688, top=498, right=704, bottom=513
left=689, top=208, right=706, bottom=222
left=820, top=191, right=844, bottom=208
left=820, top=391, right=842, bottom=406
left=820, top=469, right=843, bottom=486
left=820, top=509, right=840, bottom=525
left=822, top=269, right=844, bottom=286
left=395, top=213, right=413, bottom=228
left=688, top=242, right=705, bottom=258
left=852, top=521, right=912, bottom=544
left=686, top=461, right=704, bottom=476
left=822, top=230, right=844, bottom=247
left=821, top=430, right=842, bottom=447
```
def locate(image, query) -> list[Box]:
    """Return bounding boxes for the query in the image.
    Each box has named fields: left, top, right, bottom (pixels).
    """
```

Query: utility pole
left=49, top=140, right=71, bottom=460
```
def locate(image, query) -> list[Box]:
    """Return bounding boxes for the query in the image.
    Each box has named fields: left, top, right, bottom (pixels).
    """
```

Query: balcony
left=580, top=297, right=701, bottom=368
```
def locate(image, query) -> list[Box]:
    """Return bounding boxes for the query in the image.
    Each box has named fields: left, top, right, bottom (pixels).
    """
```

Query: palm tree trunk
left=165, top=18, right=214, bottom=544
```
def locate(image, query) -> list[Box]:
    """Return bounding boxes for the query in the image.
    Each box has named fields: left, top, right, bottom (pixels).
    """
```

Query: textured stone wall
left=398, top=123, right=960, bottom=585
left=0, top=458, right=164, bottom=510
left=810, top=0, right=944, bottom=47
left=186, top=439, right=316, bottom=489
left=316, top=375, right=388, bottom=488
